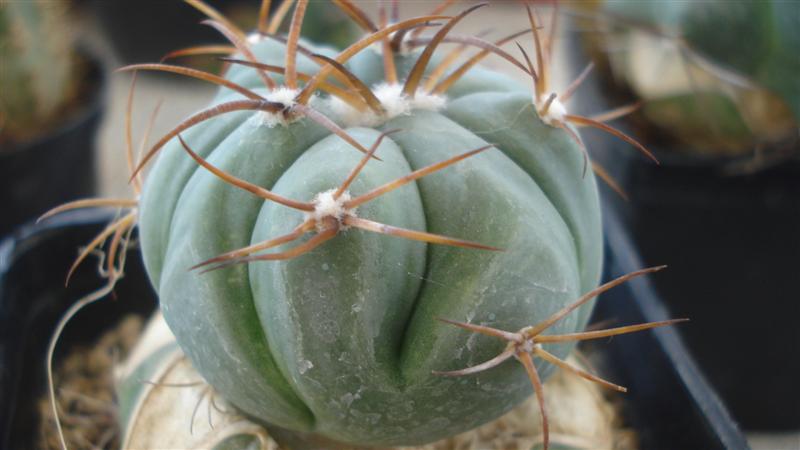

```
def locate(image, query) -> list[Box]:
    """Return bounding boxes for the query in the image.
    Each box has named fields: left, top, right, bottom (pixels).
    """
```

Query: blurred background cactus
left=0, top=0, right=103, bottom=238
left=0, top=0, right=80, bottom=145
left=294, top=1, right=360, bottom=49
left=574, top=0, right=800, bottom=433
left=584, top=0, right=799, bottom=158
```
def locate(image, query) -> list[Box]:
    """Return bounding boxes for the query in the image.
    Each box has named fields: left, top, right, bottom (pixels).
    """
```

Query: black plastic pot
left=598, top=203, right=749, bottom=449
left=89, top=0, right=356, bottom=66
left=567, top=28, right=800, bottom=428
left=613, top=151, right=800, bottom=431
left=90, top=0, right=252, bottom=65
left=0, top=208, right=748, bottom=449
left=0, top=210, right=156, bottom=450
left=576, top=89, right=800, bottom=431
left=0, top=54, right=104, bottom=239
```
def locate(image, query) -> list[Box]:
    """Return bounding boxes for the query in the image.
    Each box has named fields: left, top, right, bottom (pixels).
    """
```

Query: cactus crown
left=42, top=2, right=683, bottom=449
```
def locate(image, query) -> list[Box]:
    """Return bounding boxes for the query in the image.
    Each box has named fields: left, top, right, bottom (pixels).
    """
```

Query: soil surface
left=39, top=316, right=142, bottom=450
left=40, top=315, right=635, bottom=450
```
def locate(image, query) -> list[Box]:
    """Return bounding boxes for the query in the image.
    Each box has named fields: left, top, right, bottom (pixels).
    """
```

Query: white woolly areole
left=267, top=87, right=300, bottom=106
left=328, top=83, right=447, bottom=127
left=535, top=93, right=567, bottom=126
left=246, top=32, right=266, bottom=45
left=514, top=338, right=537, bottom=355
left=305, top=189, right=356, bottom=230
left=253, top=87, right=300, bottom=128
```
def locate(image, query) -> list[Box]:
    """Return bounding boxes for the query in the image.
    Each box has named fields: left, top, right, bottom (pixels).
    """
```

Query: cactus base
left=113, top=314, right=632, bottom=450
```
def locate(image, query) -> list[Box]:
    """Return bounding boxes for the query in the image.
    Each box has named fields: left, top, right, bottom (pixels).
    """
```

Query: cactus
left=114, top=313, right=280, bottom=450
left=0, top=0, right=78, bottom=144
left=587, top=0, right=799, bottom=156
left=42, top=2, right=681, bottom=449
left=116, top=313, right=631, bottom=450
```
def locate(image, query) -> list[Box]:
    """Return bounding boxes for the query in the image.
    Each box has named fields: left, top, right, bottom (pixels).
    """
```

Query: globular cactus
left=129, top=2, right=675, bottom=448
left=0, top=1, right=77, bottom=144
left=586, top=0, right=799, bottom=156
left=43, top=2, right=679, bottom=449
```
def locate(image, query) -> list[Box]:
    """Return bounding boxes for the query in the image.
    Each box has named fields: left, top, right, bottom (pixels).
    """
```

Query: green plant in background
left=296, top=0, right=360, bottom=49
left=42, top=2, right=681, bottom=449
left=586, top=0, right=799, bottom=157
left=0, top=0, right=79, bottom=145
left=204, top=0, right=361, bottom=56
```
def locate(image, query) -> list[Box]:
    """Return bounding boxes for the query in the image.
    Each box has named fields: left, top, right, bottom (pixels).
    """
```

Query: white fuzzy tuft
left=253, top=88, right=300, bottom=128
left=305, top=189, right=356, bottom=230
left=374, top=83, right=412, bottom=119
left=267, top=87, right=300, bottom=106
left=536, top=93, right=567, bottom=126
left=412, top=90, right=448, bottom=112
left=377, top=83, right=446, bottom=115
left=246, top=32, right=265, bottom=45
left=329, top=83, right=446, bottom=127
left=515, top=339, right=535, bottom=355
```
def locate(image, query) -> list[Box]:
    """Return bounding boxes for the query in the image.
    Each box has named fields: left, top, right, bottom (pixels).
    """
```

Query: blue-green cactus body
left=139, top=36, right=601, bottom=446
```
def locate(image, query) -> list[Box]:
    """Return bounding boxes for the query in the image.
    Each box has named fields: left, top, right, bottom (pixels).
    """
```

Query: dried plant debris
left=41, top=337, right=637, bottom=450
left=113, top=313, right=636, bottom=450
left=415, top=355, right=638, bottom=450
left=39, top=316, right=143, bottom=450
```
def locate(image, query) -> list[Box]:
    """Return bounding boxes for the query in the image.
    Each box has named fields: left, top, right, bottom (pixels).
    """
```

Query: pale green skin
left=139, top=38, right=602, bottom=446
